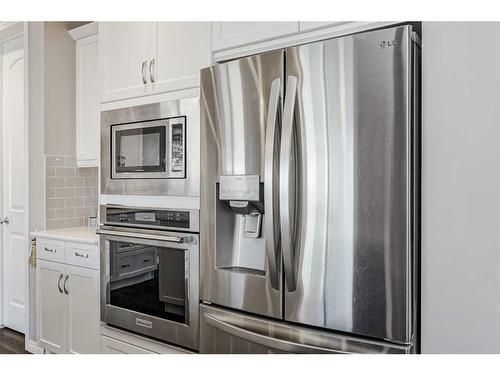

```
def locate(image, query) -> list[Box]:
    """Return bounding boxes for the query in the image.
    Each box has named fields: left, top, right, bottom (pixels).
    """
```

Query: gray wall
left=422, top=22, right=500, bottom=353
left=44, top=22, right=76, bottom=156
left=27, top=21, right=45, bottom=346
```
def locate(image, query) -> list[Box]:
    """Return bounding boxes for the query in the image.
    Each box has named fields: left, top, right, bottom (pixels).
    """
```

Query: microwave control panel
left=168, top=117, right=186, bottom=178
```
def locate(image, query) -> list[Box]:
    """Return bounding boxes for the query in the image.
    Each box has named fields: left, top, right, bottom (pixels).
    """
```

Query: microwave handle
left=96, top=229, right=184, bottom=244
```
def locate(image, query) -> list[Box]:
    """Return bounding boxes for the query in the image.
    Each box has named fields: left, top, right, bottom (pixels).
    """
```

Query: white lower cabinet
left=36, top=239, right=100, bottom=354
left=37, top=260, right=66, bottom=354
left=66, top=264, right=100, bottom=354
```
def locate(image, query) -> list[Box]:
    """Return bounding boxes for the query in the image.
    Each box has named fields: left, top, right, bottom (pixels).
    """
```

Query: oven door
left=99, top=229, right=199, bottom=350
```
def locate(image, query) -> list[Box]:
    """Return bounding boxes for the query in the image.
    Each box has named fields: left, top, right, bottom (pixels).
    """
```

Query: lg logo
left=379, top=40, right=399, bottom=49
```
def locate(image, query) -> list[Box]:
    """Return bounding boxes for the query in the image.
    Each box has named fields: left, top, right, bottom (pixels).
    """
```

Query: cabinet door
left=212, top=22, right=299, bottom=51
left=153, top=22, right=211, bottom=94
left=76, top=34, right=99, bottom=167
left=65, top=264, right=100, bottom=354
left=100, top=22, right=155, bottom=102
left=37, top=260, right=66, bottom=354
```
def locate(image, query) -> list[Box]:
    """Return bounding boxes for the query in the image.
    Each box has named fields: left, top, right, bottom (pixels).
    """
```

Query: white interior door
left=1, top=35, right=27, bottom=333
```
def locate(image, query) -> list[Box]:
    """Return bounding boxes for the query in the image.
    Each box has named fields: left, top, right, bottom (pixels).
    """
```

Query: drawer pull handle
left=121, top=264, right=132, bottom=268
left=74, top=251, right=88, bottom=259
left=44, top=247, right=55, bottom=253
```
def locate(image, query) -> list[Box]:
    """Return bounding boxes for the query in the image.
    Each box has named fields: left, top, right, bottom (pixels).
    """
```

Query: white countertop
left=31, top=226, right=98, bottom=245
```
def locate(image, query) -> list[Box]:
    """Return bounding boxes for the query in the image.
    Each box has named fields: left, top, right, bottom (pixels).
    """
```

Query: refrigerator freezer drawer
left=199, top=304, right=414, bottom=354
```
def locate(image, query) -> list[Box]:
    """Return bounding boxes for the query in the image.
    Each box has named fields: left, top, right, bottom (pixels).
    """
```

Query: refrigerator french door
left=200, top=25, right=420, bottom=353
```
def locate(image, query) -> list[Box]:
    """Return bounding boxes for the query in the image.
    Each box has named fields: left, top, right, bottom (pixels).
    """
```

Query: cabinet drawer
left=37, top=239, right=65, bottom=262
left=101, top=335, right=155, bottom=354
left=65, top=242, right=99, bottom=269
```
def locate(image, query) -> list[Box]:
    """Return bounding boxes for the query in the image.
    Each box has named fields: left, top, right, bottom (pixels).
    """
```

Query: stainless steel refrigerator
left=199, top=25, right=421, bottom=354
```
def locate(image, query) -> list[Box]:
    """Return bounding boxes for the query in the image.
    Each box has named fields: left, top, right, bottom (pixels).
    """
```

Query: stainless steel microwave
left=111, top=117, right=185, bottom=180
left=101, top=98, right=200, bottom=196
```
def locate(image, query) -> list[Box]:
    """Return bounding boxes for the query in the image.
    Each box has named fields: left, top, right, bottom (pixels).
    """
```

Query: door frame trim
left=0, top=22, right=29, bottom=339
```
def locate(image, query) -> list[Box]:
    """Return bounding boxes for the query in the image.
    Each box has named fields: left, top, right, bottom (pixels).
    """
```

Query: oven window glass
left=114, top=125, right=166, bottom=173
left=109, top=240, right=186, bottom=324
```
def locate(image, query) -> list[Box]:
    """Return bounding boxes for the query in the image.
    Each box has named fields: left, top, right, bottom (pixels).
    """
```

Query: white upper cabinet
left=100, top=22, right=154, bottom=103
left=69, top=22, right=99, bottom=167
left=299, top=22, right=347, bottom=32
left=212, top=22, right=299, bottom=51
left=153, top=22, right=211, bottom=94
left=99, top=22, right=211, bottom=104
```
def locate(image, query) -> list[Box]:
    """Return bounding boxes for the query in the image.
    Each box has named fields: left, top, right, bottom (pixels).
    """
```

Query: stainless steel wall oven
left=98, top=205, right=199, bottom=350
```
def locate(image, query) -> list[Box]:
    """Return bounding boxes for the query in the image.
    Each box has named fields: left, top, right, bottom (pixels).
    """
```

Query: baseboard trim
left=26, top=339, right=44, bottom=354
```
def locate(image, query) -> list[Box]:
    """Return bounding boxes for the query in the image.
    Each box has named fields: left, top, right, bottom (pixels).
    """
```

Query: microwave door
left=110, top=117, right=186, bottom=180
left=282, top=26, right=416, bottom=344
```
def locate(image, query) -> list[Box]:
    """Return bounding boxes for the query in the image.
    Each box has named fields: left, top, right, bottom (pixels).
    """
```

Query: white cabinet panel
left=153, top=22, right=211, bottom=94
left=75, top=33, right=99, bottom=167
left=66, top=264, right=100, bottom=354
left=37, top=239, right=65, bottom=264
left=65, top=241, right=99, bottom=269
left=101, top=325, right=192, bottom=354
left=299, top=22, right=347, bottom=32
left=37, top=260, right=66, bottom=354
left=212, top=22, right=299, bottom=51
left=101, top=336, right=155, bottom=354
left=100, top=22, right=154, bottom=102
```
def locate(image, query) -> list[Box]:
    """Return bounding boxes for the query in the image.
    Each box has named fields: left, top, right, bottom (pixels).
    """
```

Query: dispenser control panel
left=219, top=175, right=260, bottom=201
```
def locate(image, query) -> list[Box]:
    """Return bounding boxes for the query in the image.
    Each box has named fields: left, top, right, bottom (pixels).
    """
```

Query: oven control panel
left=103, top=205, right=198, bottom=231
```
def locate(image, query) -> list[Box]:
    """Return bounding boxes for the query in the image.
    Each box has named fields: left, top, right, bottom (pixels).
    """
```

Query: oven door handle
left=96, top=229, right=184, bottom=244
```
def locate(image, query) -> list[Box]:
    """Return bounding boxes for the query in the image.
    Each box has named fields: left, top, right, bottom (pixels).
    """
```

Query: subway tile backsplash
left=46, top=155, right=98, bottom=230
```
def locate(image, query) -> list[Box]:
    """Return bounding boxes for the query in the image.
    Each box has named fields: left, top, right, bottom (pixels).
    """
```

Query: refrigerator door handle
left=280, top=75, right=298, bottom=292
left=264, top=77, right=281, bottom=290
left=203, top=313, right=346, bottom=354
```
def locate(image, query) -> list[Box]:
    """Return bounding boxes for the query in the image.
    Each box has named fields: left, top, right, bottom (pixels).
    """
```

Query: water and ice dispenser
left=215, top=175, right=266, bottom=275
